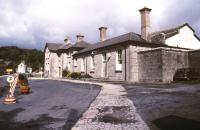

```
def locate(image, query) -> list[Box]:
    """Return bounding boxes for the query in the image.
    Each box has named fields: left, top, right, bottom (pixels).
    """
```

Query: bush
left=62, top=70, right=70, bottom=77
left=18, top=74, right=29, bottom=86
left=82, top=74, right=92, bottom=78
left=69, top=72, right=82, bottom=79
left=18, top=74, right=26, bottom=80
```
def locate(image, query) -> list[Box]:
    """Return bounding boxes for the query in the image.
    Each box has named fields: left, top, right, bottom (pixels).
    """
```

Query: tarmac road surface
left=125, top=83, right=200, bottom=130
left=0, top=79, right=100, bottom=130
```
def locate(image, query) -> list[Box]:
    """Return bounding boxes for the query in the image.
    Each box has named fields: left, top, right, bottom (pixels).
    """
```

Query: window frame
left=81, top=57, right=85, bottom=72
left=116, top=49, right=122, bottom=71
left=90, top=56, right=95, bottom=72
left=102, top=53, right=107, bottom=63
left=74, top=58, right=77, bottom=67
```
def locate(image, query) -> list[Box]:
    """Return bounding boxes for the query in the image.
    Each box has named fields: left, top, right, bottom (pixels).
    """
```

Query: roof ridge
left=152, top=23, right=188, bottom=35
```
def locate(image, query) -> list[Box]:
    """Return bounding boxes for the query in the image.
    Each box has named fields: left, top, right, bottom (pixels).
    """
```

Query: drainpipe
left=86, top=56, right=87, bottom=74
left=124, top=46, right=127, bottom=81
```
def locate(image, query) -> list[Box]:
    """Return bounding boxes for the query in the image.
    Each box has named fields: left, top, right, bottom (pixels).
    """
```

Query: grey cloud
left=155, top=0, right=200, bottom=36
left=0, top=0, right=199, bottom=50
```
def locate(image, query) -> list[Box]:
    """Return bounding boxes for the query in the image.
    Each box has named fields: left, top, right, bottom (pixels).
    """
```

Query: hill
left=0, top=46, right=44, bottom=74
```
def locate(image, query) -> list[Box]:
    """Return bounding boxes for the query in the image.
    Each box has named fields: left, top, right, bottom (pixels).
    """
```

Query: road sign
left=7, top=76, right=14, bottom=83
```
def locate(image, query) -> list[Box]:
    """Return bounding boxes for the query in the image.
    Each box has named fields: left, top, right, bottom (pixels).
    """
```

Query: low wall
left=138, top=49, right=163, bottom=82
left=138, top=48, right=189, bottom=83
left=188, top=50, right=200, bottom=74
left=162, top=49, right=189, bottom=83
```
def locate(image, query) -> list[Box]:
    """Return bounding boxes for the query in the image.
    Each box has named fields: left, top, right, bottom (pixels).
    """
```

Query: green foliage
left=18, top=74, right=29, bottom=86
left=0, top=46, right=44, bottom=72
left=81, top=74, right=92, bottom=78
left=69, top=72, right=82, bottom=79
left=68, top=72, right=92, bottom=79
left=18, top=74, right=27, bottom=80
left=62, top=70, right=71, bottom=77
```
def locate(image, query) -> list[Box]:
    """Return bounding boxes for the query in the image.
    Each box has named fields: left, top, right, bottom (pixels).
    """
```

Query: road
left=125, top=83, right=200, bottom=130
left=0, top=75, right=8, bottom=87
left=0, top=79, right=100, bottom=130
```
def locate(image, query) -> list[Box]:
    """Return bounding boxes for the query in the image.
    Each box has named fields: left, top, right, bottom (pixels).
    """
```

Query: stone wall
left=162, top=49, right=189, bottom=83
left=49, top=53, right=60, bottom=78
left=138, top=49, right=163, bottom=82
left=128, top=45, right=151, bottom=82
left=138, top=48, right=189, bottom=83
left=75, top=46, right=127, bottom=80
left=188, top=50, right=200, bottom=73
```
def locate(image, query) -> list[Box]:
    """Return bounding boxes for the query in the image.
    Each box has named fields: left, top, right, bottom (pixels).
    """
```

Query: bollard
left=4, top=75, right=18, bottom=104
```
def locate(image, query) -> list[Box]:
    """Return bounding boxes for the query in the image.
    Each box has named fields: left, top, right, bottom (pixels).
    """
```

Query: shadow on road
left=152, top=115, right=200, bottom=130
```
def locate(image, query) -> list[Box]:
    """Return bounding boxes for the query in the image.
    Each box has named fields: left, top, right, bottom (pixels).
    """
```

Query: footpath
left=29, top=78, right=149, bottom=130
left=53, top=79, right=150, bottom=130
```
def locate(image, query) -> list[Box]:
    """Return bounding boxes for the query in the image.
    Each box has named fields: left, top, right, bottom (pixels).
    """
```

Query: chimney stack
left=99, top=26, right=107, bottom=42
left=76, top=34, right=84, bottom=42
left=64, top=36, right=71, bottom=44
left=139, top=7, right=152, bottom=41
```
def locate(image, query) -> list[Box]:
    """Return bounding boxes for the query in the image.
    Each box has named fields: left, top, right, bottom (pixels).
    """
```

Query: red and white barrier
left=4, top=75, right=18, bottom=104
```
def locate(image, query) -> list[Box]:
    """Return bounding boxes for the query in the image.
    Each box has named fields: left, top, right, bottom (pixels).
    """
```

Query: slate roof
left=45, top=41, right=91, bottom=52
left=74, top=32, right=146, bottom=55
left=45, top=43, right=63, bottom=51
left=57, top=44, right=72, bottom=50
left=72, top=41, right=91, bottom=49
left=151, top=23, right=197, bottom=43
left=45, top=23, right=195, bottom=55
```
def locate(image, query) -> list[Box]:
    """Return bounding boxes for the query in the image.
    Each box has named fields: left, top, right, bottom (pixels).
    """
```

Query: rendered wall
left=166, top=26, right=200, bottom=49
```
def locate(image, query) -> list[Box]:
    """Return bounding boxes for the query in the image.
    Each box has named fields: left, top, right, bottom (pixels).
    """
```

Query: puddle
left=152, top=115, right=200, bottom=130
left=93, top=106, right=137, bottom=124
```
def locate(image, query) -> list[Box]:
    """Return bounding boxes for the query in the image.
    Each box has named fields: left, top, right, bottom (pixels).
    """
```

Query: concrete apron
left=30, top=78, right=150, bottom=130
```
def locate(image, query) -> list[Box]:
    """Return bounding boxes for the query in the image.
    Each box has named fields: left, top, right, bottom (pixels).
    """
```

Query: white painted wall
left=17, top=61, right=26, bottom=73
left=44, top=48, right=60, bottom=78
left=62, top=53, right=68, bottom=70
left=44, top=48, right=50, bottom=77
left=166, top=26, right=200, bottom=49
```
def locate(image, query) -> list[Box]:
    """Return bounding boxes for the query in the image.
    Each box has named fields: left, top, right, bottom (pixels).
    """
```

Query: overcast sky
left=0, top=0, right=199, bottom=50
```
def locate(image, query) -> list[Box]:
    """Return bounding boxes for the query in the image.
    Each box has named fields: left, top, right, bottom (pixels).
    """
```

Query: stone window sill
left=90, top=70, right=95, bottom=73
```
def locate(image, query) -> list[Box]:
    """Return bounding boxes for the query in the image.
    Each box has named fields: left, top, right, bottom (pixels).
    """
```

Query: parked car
left=173, top=68, right=200, bottom=81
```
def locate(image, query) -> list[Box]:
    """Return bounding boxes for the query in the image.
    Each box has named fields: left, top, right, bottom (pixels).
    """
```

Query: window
left=117, top=50, right=122, bottom=64
left=102, top=53, right=106, bottom=62
left=68, top=62, right=71, bottom=70
left=116, top=49, right=122, bottom=71
left=74, top=58, right=77, bottom=67
left=81, top=58, right=85, bottom=72
left=91, top=56, right=95, bottom=71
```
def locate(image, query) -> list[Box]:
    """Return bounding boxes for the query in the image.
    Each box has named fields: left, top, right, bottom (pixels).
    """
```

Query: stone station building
left=44, top=7, right=200, bottom=83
